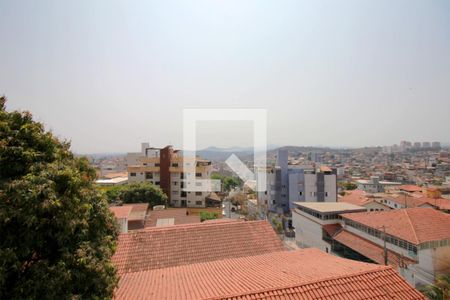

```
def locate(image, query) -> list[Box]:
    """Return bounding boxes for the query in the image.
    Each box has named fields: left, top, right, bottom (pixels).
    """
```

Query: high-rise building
left=127, top=143, right=213, bottom=208
left=257, top=149, right=337, bottom=213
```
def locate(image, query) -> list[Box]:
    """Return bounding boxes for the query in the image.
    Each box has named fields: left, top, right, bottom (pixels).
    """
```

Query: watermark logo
left=182, top=108, right=267, bottom=192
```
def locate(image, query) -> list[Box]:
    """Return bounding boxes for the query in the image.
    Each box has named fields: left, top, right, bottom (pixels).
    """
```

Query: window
left=130, top=172, right=136, bottom=177
left=145, top=172, right=153, bottom=179
left=172, top=163, right=178, bottom=167
left=195, top=192, right=202, bottom=196
left=173, top=181, right=177, bottom=185
left=155, top=163, right=160, bottom=167
left=325, top=192, right=328, bottom=197
left=196, top=172, right=202, bottom=177
left=195, top=201, right=202, bottom=205
left=299, top=191, right=303, bottom=196
left=155, top=181, right=160, bottom=185
left=181, top=191, right=187, bottom=197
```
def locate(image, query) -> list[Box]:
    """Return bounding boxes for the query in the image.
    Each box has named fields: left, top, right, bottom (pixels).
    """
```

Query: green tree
left=0, top=97, right=118, bottom=299
left=343, top=182, right=357, bottom=190
left=211, top=173, right=242, bottom=192
left=420, top=275, right=450, bottom=300
left=116, top=182, right=168, bottom=207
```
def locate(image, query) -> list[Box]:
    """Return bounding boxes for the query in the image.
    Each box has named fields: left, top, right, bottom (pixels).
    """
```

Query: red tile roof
left=399, top=185, right=423, bottom=193
left=333, top=230, right=417, bottom=268
left=122, top=203, right=148, bottom=221
left=114, top=249, right=424, bottom=300
left=145, top=208, right=200, bottom=227
left=322, top=223, right=342, bottom=237
left=340, top=207, right=450, bottom=245
left=109, top=206, right=132, bottom=219
left=112, top=220, right=284, bottom=275
left=339, top=190, right=372, bottom=206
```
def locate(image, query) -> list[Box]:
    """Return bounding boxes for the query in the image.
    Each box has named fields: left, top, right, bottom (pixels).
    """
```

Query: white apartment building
left=292, top=203, right=450, bottom=287
left=126, top=143, right=213, bottom=208
left=356, top=176, right=401, bottom=193
left=292, top=202, right=366, bottom=253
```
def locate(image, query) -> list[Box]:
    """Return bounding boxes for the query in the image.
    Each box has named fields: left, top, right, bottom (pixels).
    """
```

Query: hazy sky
left=1, top=0, right=449, bottom=153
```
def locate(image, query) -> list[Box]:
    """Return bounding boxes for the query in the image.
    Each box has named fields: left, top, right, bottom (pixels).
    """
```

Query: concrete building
left=127, top=143, right=213, bottom=208
left=257, top=149, right=337, bottom=213
left=356, top=176, right=401, bottom=193
left=292, top=202, right=366, bottom=252
left=335, top=208, right=450, bottom=287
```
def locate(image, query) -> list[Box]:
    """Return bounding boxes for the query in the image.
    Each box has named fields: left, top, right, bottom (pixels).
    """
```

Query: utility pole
left=382, top=225, right=388, bottom=265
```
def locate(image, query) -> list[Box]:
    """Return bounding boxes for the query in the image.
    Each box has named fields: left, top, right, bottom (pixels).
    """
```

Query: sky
left=1, top=0, right=449, bottom=153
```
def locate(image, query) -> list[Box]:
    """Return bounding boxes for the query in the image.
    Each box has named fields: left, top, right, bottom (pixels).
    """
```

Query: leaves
left=0, top=97, right=118, bottom=299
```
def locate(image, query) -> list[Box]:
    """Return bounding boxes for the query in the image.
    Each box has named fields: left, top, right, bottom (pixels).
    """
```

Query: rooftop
left=114, top=248, right=424, bottom=300
left=334, top=229, right=417, bottom=268
left=112, top=220, right=284, bottom=275
left=293, top=202, right=366, bottom=213
left=340, top=207, right=450, bottom=245
left=109, top=206, right=132, bottom=219
left=145, top=208, right=200, bottom=227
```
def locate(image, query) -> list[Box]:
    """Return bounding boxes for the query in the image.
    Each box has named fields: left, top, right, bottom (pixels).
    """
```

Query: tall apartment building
left=127, top=143, right=213, bottom=208
left=257, top=149, right=337, bottom=213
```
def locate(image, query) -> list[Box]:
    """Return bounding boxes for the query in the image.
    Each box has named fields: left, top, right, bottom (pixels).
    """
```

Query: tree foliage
left=0, top=97, right=118, bottom=299
left=211, top=173, right=242, bottom=192
left=99, top=182, right=168, bottom=207
left=420, top=274, right=450, bottom=300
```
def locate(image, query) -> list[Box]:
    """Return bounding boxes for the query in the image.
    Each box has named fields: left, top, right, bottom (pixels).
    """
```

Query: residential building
left=145, top=208, right=200, bottom=227
left=338, top=190, right=390, bottom=211
left=126, top=143, right=213, bottom=208
left=109, top=203, right=149, bottom=232
left=356, top=176, right=401, bottom=193
left=109, top=206, right=133, bottom=233
left=292, top=202, right=366, bottom=252
left=114, top=248, right=424, bottom=299
left=335, top=208, right=450, bottom=286
left=257, top=149, right=337, bottom=213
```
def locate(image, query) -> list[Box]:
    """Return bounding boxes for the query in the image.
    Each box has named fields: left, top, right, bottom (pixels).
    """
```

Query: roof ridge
left=204, top=266, right=395, bottom=300
left=121, top=219, right=267, bottom=234
left=404, top=209, right=419, bottom=244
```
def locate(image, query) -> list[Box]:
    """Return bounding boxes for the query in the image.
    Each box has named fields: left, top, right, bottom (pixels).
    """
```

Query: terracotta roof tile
left=340, top=207, right=450, bottom=245
left=109, top=206, right=132, bottom=219
left=145, top=208, right=201, bottom=227
left=114, top=249, right=424, bottom=300
left=333, top=229, right=416, bottom=268
left=112, top=220, right=284, bottom=275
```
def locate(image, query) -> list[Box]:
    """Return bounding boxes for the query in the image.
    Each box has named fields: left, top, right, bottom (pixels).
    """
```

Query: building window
left=130, top=172, right=136, bottom=177
left=325, top=192, right=328, bottom=197
left=299, top=192, right=303, bottom=196
left=155, top=181, right=160, bottom=185
left=145, top=172, right=153, bottom=179
left=155, top=163, right=160, bottom=167
left=181, top=191, right=187, bottom=197
left=195, top=192, right=202, bottom=196
left=196, top=172, right=202, bottom=177
left=196, top=201, right=202, bottom=205
left=173, top=181, right=177, bottom=185
left=172, top=163, right=178, bottom=167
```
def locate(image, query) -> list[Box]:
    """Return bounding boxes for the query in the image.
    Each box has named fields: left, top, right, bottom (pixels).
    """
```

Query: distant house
left=356, top=176, right=401, bottom=193
left=109, top=206, right=132, bottom=233
left=338, top=190, right=390, bottom=211
left=109, top=203, right=149, bottom=232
